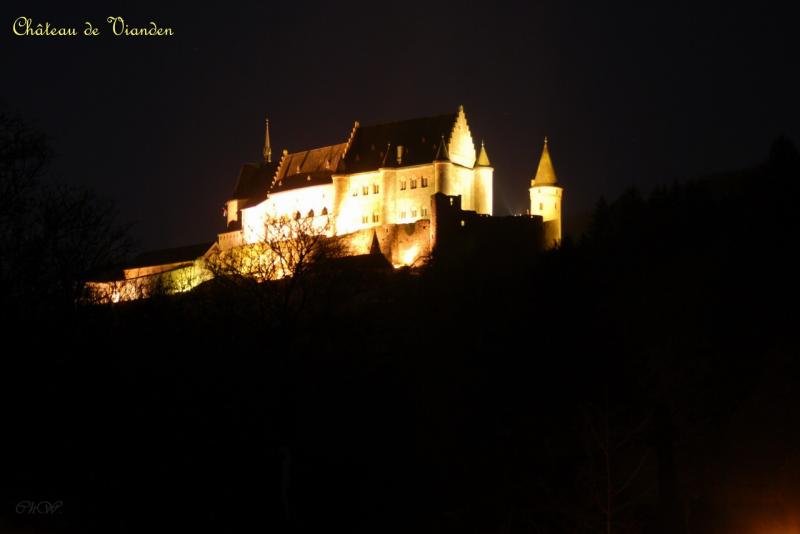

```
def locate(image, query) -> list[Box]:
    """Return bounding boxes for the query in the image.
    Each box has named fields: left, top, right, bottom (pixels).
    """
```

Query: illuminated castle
left=220, top=104, right=561, bottom=260
left=87, top=105, right=563, bottom=302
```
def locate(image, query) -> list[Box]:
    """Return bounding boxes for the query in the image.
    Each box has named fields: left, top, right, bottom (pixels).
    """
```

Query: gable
left=447, top=105, right=476, bottom=168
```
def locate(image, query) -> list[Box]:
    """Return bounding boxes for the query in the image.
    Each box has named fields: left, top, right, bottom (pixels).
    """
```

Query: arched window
left=294, top=211, right=301, bottom=220
left=321, top=207, right=328, bottom=215
left=307, top=209, right=315, bottom=218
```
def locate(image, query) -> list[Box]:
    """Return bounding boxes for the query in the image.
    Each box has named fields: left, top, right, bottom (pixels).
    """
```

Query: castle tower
left=433, top=134, right=451, bottom=194
left=529, top=137, right=563, bottom=248
left=474, top=140, right=494, bottom=215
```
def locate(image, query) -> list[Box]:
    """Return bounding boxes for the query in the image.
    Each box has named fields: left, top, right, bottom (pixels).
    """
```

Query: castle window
left=400, top=180, right=406, bottom=191
left=421, top=177, right=428, bottom=187
left=449, top=198, right=454, bottom=206
left=362, top=215, right=369, bottom=224
left=373, top=184, right=380, bottom=194
left=363, top=185, right=369, bottom=195
left=410, top=178, right=417, bottom=189
left=421, top=207, right=429, bottom=217
left=411, top=208, right=417, bottom=217
left=460, top=220, right=465, bottom=227
left=372, top=213, right=380, bottom=223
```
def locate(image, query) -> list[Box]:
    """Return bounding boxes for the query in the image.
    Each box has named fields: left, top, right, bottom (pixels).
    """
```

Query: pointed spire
left=532, top=136, right=558, bottom=186
left=475, top=139, right=491, bottom=167
left=262, top=115, right=272, bottom=164
left=381, top=142, right=392, bottom=167
left=435, top=135, right=450, bottom=161
left=369, top=230, right=382, bottom=256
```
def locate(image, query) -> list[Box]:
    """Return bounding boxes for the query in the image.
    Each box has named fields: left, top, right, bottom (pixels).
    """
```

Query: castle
left=87, top=106, right=563, bottom=302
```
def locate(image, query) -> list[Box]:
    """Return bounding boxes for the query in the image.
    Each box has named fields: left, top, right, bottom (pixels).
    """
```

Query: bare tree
left=206, top=213, right=345, bottom=321
left=0, top=108, right=51, bottom=297
left=577, top=388, right=654, bottom=534
left=0, top=108, right=132, bottom=311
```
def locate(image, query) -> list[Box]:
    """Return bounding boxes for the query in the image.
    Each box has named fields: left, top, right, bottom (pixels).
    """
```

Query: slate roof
left=476, top=141, right=491, bottom=167
left=340, top=113, right=457, bottom=173
left=230, top=112, right=460, bottom=201
left=231, top=143, right=347, bottom=201
left=269, top=142, right=348, bottom=194
left=231, top=161, right=280, bottom=202
left=532, top=138, right=559, bottom=186
left=269, top=170, right=336, bottom=194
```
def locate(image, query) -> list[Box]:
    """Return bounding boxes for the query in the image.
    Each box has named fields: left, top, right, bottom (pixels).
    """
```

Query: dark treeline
left=2, top=109, right=799, bottom=533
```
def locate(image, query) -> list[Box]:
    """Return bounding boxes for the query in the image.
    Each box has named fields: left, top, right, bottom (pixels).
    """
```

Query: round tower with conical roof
left=474, top=140, right=494, bottom=215
left=529, top=137, right=563, bottom=248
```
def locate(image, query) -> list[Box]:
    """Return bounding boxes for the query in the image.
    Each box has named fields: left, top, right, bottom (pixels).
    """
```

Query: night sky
left=4, top=1, right=797, bottom=251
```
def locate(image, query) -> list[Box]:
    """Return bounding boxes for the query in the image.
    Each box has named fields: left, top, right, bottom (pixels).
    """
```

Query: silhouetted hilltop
left=3, top=136, right=800, bottom=534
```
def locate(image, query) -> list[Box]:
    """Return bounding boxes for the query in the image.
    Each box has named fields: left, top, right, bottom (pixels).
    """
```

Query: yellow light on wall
left=400, top=244, right=419, bottom=267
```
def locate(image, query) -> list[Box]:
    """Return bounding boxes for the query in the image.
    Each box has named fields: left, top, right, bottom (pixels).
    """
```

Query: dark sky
left=4, top=1, right=798, bottom=251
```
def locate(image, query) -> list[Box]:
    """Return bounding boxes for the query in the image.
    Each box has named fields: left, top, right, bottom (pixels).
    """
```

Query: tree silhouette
left=0, top=108, right=132, bottom=312
left=206, top=212, right=345, bottom=324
